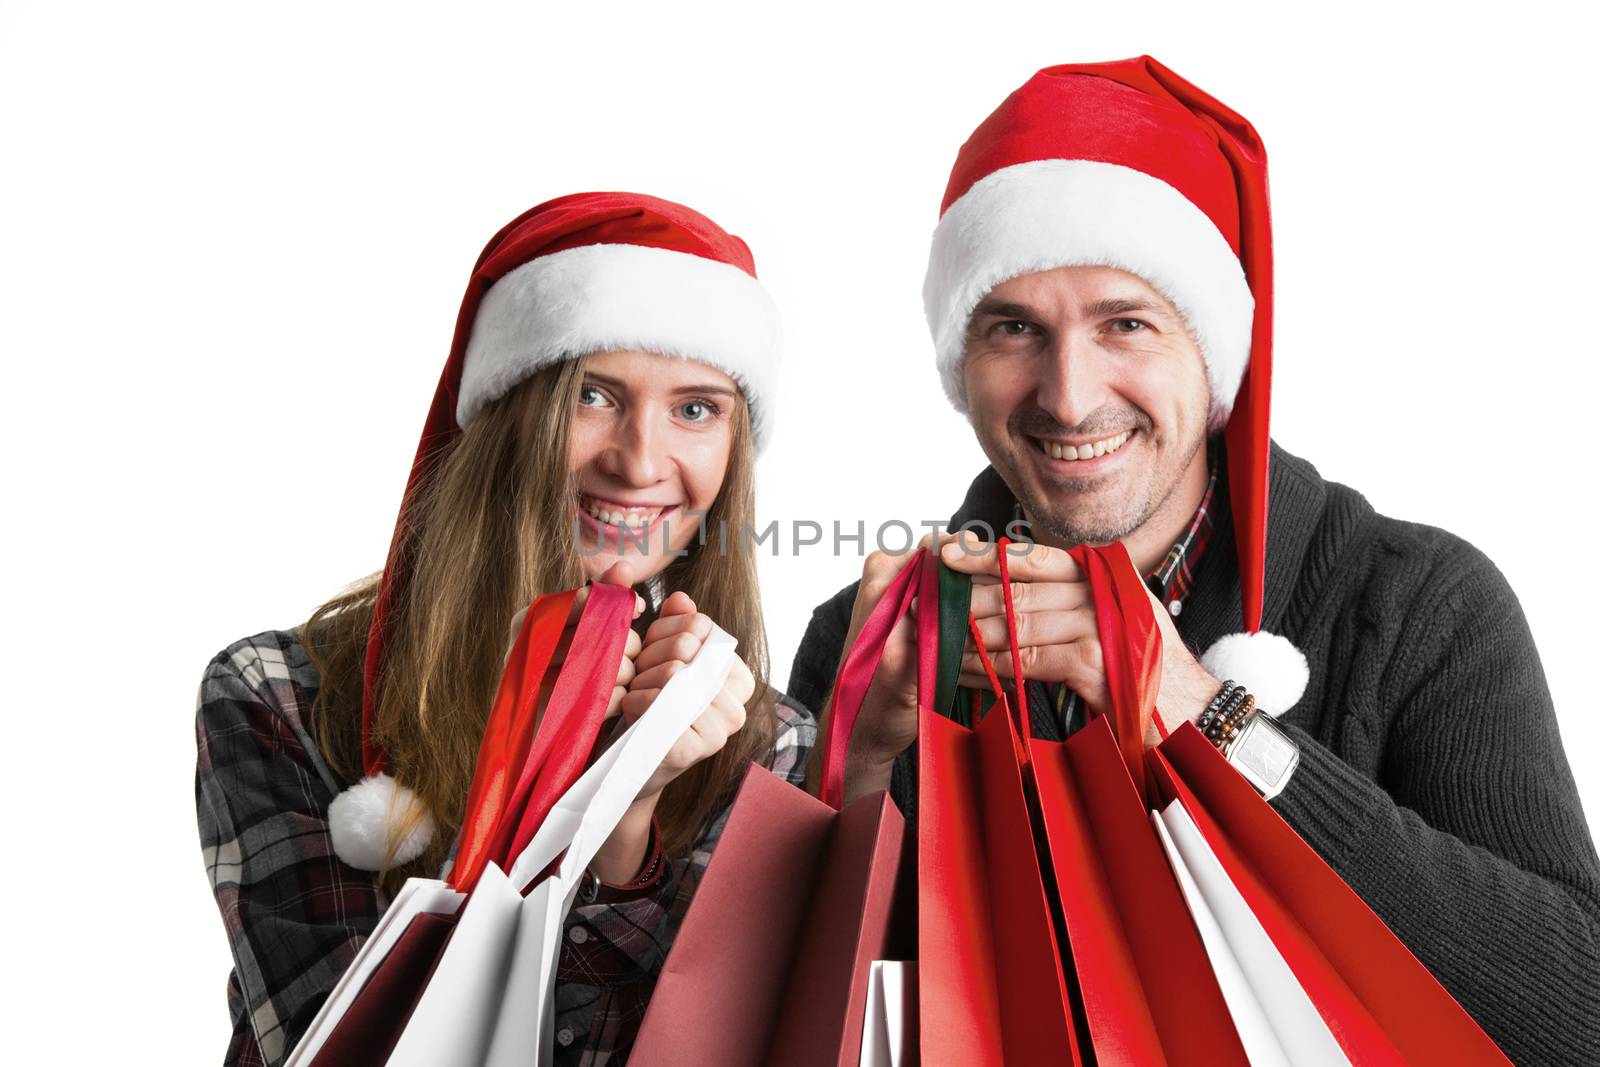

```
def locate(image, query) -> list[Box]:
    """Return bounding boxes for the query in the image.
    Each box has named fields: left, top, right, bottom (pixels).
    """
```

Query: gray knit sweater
left=787, top=441, right=1600, bottom=1065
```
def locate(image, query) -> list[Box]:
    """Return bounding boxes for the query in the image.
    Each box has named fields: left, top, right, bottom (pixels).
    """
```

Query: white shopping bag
left=484, top=624, right=738, bottom=1066
left=288, top=623, right=737, bottom=1067
left=288, top=879, right=465, bottom=1066
left=1152, top=800, right=1350, bottom=1067
left=386, top=862, right=524, bottom=1066
left=859, top=961, right=917, bottom=1067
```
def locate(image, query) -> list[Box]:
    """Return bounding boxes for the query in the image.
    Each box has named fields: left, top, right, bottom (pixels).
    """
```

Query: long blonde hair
left=303, top=355, right=774, bottom=887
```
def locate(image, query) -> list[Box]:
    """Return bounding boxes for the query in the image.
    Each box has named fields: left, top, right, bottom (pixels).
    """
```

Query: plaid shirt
left=195, top=628, right=815, bottom=1067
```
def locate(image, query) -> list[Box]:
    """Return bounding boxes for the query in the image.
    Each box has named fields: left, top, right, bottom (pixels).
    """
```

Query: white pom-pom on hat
left=328, top=772, right=436, bottom=871
left=1201, top=631, right=1309, bottom=717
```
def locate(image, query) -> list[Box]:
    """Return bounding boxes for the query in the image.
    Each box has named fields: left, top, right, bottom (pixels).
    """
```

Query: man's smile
left=1028, top=429, right=1134, bottom=463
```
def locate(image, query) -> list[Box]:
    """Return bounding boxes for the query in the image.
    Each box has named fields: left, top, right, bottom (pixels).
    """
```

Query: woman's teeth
left=580, top=496, right=667, bottom=529
left=1038, top=430, right=1132, bottom=462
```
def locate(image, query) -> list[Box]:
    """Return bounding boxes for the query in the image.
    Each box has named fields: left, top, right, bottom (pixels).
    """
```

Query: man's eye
left=1111, top=319, right=1149, bottom=333
left=995, top=320, right=1034, bottom=337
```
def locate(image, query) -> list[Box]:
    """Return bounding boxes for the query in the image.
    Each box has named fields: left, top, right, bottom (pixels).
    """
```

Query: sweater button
left=569, top=926, right=589, bottom=944
left=557, top=1028, right=575, bottom=1047
left=1168, top=599, right=1183, bottom=617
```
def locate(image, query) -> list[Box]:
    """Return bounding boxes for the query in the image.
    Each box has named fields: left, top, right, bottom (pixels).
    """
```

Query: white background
left=3, top=1, right=1596, bottom=1060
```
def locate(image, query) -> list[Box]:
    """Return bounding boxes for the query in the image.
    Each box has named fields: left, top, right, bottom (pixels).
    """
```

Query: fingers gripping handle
left=818, top=551, right=928, bottom=810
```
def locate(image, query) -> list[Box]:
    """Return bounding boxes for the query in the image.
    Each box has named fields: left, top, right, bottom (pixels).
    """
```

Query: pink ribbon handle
left=817, top=551, right=928, bottom=810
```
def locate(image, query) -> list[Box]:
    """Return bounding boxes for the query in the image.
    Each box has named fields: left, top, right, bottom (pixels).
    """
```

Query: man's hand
left=940, top=534, right=1219, bottom=746
left=808, top=537, right=939, bottom=806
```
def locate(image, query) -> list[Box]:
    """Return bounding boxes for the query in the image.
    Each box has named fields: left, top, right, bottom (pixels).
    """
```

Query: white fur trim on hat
left=1201, top=630, right=1310, bottom=717
left=923, top=159, right=1254, bottom=427
left=458, top=242, right=782, bottom=449
left=328, top=772, right=436, bottom=871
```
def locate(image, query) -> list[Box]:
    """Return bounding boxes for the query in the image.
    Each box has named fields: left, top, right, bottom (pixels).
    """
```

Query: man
left=789, top=57, right=1599, bottom=1064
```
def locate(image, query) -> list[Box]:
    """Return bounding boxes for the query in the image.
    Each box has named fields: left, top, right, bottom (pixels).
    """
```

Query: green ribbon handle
left=934, top=557, right=974, bottom=725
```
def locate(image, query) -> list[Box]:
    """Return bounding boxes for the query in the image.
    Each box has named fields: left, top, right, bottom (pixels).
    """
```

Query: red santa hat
left=923, top=56, right=1308, bottom=716
left=330, top=192, right=781, bottom=870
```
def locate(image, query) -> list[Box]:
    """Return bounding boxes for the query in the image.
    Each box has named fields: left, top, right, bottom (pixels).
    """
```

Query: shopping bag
left=630, top=562, right=920, bottom=1067
left=1151, top=795, right=1349, bottom=1065
left=390, top=606, right=737, bottom=1067
left=1002, top=539, right=1249, bottom=1065
left=858, top=961, right=918, bottom=1067
left=289, top=584, right=606, bottom=1066
left=628, top=759, right=906, bottom=1067
left=477, top=620, right=739, bottom=1066
left=1150, top=723, right=1512, bottom=1065
left=290, top=583, right=736, bottom=1067
left=912, top=550, right=1082, bottom=1064
left=388, top=612, right=737, bottom=1067
left=1062, top=541, right=1510, bottom=1064
left=293, top=881, right=466, bottom=1066
left=837, top=548, right=1080, bottom=1064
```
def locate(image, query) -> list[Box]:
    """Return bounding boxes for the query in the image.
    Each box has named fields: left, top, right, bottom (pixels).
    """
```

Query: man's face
left=962, top=265, right=1212, bottom=547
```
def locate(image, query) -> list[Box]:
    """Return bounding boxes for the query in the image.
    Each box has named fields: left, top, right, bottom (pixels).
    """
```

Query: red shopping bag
left=1059, top=541, right=1508, bottom=1064
left=996, top=539, right=1250, bottom=1064
left=902, top=548, right=1081, bottom=1065
left=291, top=583, right=636, bottom=1067
left=1150, top=725, right=1511, bottom=1064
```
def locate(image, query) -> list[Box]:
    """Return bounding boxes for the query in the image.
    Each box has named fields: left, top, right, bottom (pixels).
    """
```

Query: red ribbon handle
left=450, top=582, right=635, bottom=892
left=451, top=588, right=576, bottom=893
left=497, top=582, right=636, bottom=871
left=995, top=536, right=1031, bottom=742
left=1071, top=542, right=1165, bottom=797
left=819, top=547, right=1016, bottom=809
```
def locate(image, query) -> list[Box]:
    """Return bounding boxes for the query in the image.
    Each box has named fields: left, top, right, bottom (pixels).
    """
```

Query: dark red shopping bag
left=631, top=553, right=930, bottom=1067
left=293, top=583, right=636, bottom=1067
left=628, top=764, right=905, bottom=1067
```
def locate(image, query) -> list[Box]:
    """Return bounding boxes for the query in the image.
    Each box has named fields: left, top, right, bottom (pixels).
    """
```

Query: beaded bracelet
left=1197, top=681, right=1246, bottom=737
left=1196, top=680, right=1262, bottom=750
left=1206, top=692, right=1258, bottom=749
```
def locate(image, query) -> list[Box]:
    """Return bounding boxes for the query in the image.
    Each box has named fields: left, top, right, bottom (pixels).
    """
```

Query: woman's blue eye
left=679, top=399, right=718, bottom=421
left=578, top=385, right=606, bottom=406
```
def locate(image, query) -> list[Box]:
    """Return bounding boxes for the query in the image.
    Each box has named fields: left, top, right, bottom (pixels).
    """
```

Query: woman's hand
left=589, top=590, right=755, bottom=883
left=619, top=591, right=755, bottom=802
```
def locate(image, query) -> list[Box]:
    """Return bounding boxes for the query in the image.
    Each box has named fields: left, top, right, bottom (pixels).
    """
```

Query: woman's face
left=568, top=349, right=738, bottom=583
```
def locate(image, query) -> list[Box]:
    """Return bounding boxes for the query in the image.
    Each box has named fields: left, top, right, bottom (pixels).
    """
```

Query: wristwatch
left=1222, top=712, right=1300, bottom=801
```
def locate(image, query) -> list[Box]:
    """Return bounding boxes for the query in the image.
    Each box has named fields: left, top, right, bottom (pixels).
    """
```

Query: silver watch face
left=1228, top=714, right=1300, bottom=800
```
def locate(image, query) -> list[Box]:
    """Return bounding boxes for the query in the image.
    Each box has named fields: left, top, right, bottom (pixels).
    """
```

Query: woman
left=194, top=192, right=813, bottom=1066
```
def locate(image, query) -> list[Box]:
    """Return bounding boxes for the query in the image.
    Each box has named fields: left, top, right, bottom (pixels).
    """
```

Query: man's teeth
left=1039, top=430, right=1132, bottom=461
left=580, top=498, right=666, bottom=528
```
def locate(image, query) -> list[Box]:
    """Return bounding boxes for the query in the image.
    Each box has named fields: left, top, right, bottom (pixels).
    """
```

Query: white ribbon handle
left=503, top=623, right=736, bottom=892
left=485, top=623, right=739, bottom=1067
